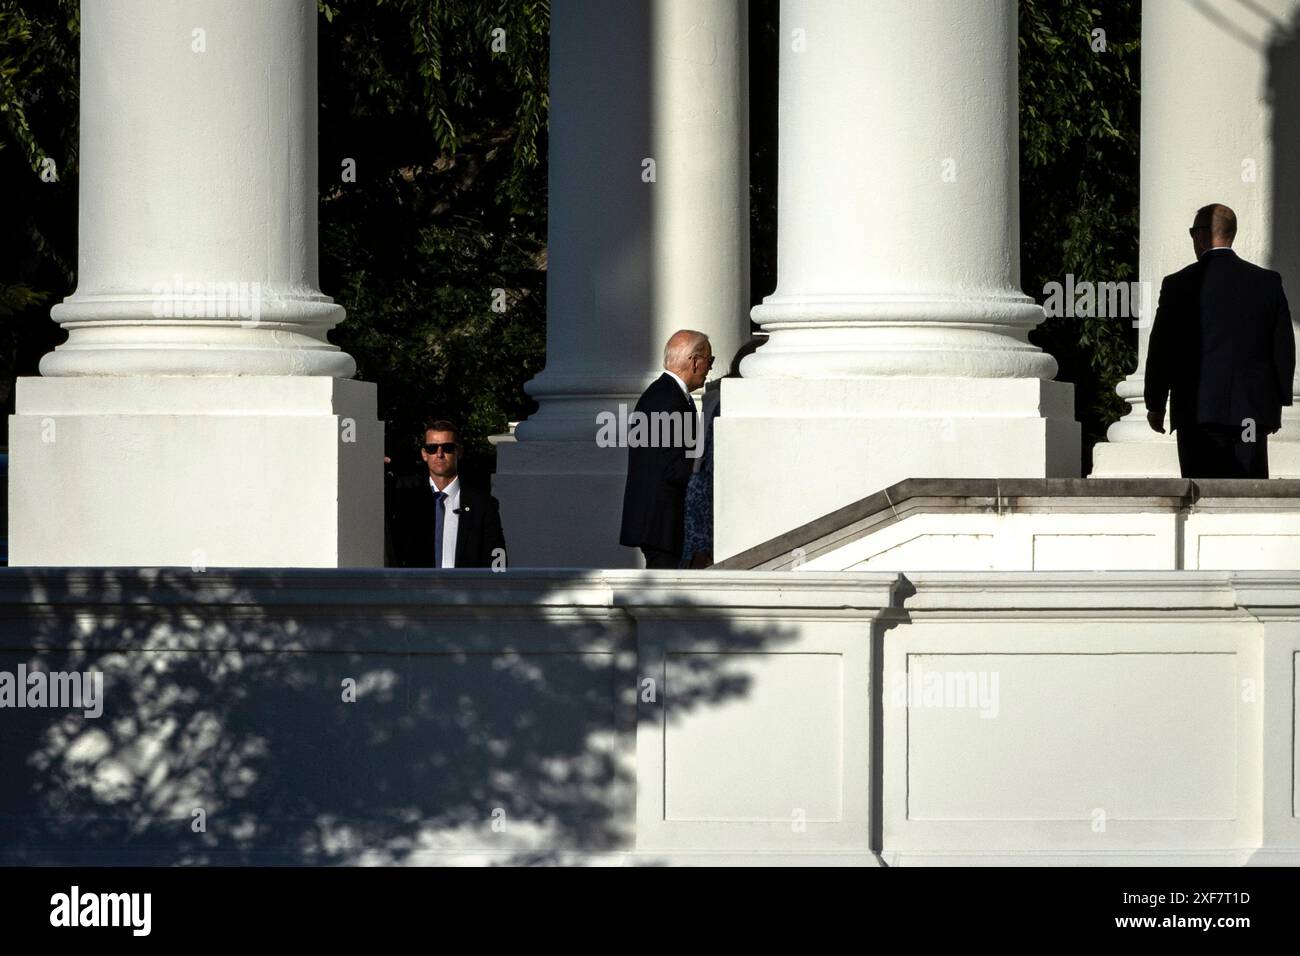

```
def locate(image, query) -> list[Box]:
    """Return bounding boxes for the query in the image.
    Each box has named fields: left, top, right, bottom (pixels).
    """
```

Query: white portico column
left=714, top=0, right=1078, bottom=560
left=7, top=0, right=382, bottom=567
left=494, top=0, right=749, bottom=567
left=1092, top=0, right=1300, bottom=477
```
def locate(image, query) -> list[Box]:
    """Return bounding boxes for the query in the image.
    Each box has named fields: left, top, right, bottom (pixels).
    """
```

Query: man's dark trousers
left=640, top=547, right=679, bottom=569
left=1176, top=424, right=1268, bottom=478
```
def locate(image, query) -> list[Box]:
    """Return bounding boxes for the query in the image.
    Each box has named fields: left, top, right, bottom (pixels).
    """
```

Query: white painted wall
left=791, top=508, right=1300, bottom=572
left=1, top=568, right=1296, bottom=865
left=8, top=378, right=381, bottom=567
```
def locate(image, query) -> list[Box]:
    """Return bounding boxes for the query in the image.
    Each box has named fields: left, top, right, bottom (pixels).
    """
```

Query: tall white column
left=1093, top=0, right=1300, bottom=477
left=714, top=0, right=1077, bottom=560
left=7, top=0, right=381, bottom=567
left=494, top=0, right=750, bottom=567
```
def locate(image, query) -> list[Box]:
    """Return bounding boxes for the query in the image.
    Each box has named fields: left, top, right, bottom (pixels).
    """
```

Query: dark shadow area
left=1019, top=0, right=1141, bottom=476
left=749, top=0, right=779, bottom=315
left=869, top=613, right=906, bottom=860
left=0, top=568, right=802, bottom=865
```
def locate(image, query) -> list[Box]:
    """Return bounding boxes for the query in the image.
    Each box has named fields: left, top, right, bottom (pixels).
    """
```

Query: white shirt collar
left=665, top=370, right=693, bottom=403
left=429, top=474, right=460, bottom=502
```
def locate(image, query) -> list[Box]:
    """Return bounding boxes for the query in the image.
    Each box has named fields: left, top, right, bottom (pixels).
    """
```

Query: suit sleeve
left=384, top=510, right=397, bottom=568
left=383, top=466, right=397, bottom=567
left=486, top=495, right=507, bottom=568
left=386, top=480, right=413, bottom=568
left=1143, top=276, right=1173, bottom=418
left=1275, top=277, right=1296, bottom=408
left=662, top=450, right=694, bottom=490
left=661, top=391, right=697, bottom=489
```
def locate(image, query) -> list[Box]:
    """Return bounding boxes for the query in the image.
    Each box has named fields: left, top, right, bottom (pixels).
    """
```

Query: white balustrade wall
left=0, top=569, right=1296, bottom=865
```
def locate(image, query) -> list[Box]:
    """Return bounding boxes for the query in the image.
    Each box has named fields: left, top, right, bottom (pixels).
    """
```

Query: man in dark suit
left=620, top=330, right=713, bottom=568
left=388, top=419, right=507, bottom=568
left=1145, top=203, right=1296, bottom=478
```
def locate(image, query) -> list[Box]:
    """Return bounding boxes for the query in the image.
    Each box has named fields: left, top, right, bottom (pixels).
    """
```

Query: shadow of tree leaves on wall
left=0, top=569, right=799, bottom=865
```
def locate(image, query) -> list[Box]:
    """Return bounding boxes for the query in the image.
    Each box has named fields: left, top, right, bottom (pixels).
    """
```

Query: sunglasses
left=694, top=354, right=715, bottom=368
left=423, top=442, right=458, bottom=455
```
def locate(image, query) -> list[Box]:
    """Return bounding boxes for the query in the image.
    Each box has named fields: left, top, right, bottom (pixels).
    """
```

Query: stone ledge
left=714, top=478, right=1300, bottom=571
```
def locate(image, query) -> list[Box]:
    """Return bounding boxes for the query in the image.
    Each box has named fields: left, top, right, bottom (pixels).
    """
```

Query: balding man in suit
left=620, top=330, right=713, bottom=568
left=1145, top=203, right=1296, bottom=478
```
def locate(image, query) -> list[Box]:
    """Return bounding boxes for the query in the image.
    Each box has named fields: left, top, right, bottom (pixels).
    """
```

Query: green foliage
left=1020, top=0, right=1141, bottom=469
left=0, top=0, right=78, bottom=179
left=0, top=0, right=78, bottom=432
left=0, top=282, right=44, bottom=316
left=316, top=0, right=549, bottom=475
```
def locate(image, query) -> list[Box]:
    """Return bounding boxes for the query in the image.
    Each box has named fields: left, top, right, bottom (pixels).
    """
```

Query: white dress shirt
left=428, top=474, right=460, bottom=568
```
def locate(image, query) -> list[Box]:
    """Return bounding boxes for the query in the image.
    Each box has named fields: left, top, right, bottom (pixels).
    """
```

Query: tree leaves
left=0, top=0, right=79, bottom=423
left=317, top=0, right=548, bottom=471
left=1020, top=0, right=1140, bottom=470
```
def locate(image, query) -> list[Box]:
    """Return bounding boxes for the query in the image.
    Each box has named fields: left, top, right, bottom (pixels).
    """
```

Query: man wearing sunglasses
left=387, top=419, right=507, bottom=568
left=1145, top=203, right=1295, bottom=478
left=619, top=330, right=713, bottom=568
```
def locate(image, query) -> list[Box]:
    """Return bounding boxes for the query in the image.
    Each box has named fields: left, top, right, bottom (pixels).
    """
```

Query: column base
left=713, top=377, right=1080, bottom=559
left=1088, top=382, right=1183, bottom=478
left=1092, top=436, right=1300, bottom=478
left=493, top=439, right=639, bottom=569
left=8, top=376, right=382, bottom=567
left=1089, top=438, right=1181, bottom=478
left=1093, top=404, right=1300, bottom=478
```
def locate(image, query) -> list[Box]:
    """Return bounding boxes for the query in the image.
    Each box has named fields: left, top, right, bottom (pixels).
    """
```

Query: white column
left=714, top=0, right=1077, bottom=560
left=47, top=0, right=354, bottom=377
left=1093, top=0, right=1300, bottom=477
left=494, top=0, right=749, bottom=567
left=8, top=0, right=381, bottom=567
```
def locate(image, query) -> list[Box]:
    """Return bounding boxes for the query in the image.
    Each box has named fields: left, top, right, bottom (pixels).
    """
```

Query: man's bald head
left=663, top=330, right=709, bottom=371
left=1192, top=203, right=1237, bottom=245
left=663, top=329, right=713, bottom=390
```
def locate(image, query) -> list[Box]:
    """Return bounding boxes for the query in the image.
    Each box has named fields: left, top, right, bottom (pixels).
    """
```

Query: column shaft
left=715, top=0, right=1078, bottom=559
left=8, top=0, right=381, bottom=568
left=44, top=0, right=353, bottom=377
left=495, top=0, right=750, bottom=567
left=745, top=0, right=1053, bottom=379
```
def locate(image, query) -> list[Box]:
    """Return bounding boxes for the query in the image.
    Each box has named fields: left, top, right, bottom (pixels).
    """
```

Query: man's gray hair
left=663, top=330, right=710, bottom=370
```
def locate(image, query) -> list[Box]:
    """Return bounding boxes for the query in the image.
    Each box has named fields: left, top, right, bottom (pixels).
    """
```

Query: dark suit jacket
left=1145, top=249, right=1295, bottom=433
left=387, top=473, right=507, bottom=569
left=619, top=372, right=695, bottom=555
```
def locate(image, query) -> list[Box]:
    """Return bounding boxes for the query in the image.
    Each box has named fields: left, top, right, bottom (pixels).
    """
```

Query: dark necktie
left=433, top=490, right=447, bottom=568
